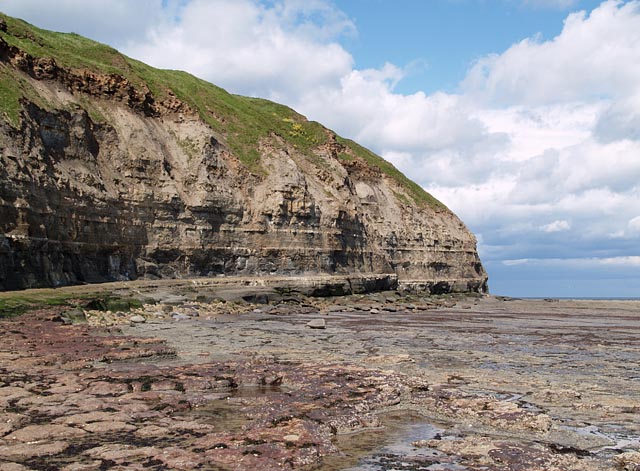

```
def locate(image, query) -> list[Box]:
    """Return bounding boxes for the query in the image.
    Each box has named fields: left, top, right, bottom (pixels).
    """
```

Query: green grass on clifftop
left=0, top=12, right=445, bottom=209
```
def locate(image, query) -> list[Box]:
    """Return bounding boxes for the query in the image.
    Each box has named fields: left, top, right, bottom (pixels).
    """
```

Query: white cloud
left=614, top=215, right=640, bottom=238
left=594, top=91, right=640, bottom=142
left=600, top=256, right=640, bottom=267
left=629, top=216, right=640, bottom=232
left=297, top=75, right=490, bottom=158
left=0, top=0, right=167, bottom=46
left=502, top=256, right=640, bottom=268
left=271, top=0, right=356, bottom=41
left=0, top=0, right=356, bottom=102
left=541, top=220, right=571, bottom=233
left=502, top=258, right=531, bottom=266
left=475, top=103, right=601, bottom=162
left=125, top=0, right=355, bottom=101
left=463, top=1, right=640, bottom=106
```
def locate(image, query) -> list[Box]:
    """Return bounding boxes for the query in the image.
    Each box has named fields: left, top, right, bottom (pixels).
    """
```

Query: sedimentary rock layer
left=0, top=14, right=487, bottom=292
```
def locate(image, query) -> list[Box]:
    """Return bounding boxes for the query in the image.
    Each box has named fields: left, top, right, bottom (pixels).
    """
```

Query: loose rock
left=306, top=319, right=326, bottom=329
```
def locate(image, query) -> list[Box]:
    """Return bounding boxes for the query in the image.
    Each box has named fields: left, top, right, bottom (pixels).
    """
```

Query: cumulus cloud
left=296, top=73, right=489, bottom=156
left=125, top=0, right=355, bottom=101
left=594, top=91, right=640, bottom=142
left=612, top=215, right=640, bottom=239
left=541, top=220, right=571, bottom=233
left=463, top=1, right=640, bottom=106
left=0, top=0, right=167, bottom=46
left=629, top=216, right=640, bottom=233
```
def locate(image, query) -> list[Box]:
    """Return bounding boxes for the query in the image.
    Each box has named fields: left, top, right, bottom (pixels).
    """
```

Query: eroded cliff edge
left=0, top=14, right=487, bottom=293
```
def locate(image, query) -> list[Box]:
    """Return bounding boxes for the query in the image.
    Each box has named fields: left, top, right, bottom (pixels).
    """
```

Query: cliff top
left=0, top=12, right=445, bottom=210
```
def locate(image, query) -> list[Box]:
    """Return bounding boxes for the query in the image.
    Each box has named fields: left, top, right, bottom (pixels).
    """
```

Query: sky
left=2, top=0, right=639, bottom=298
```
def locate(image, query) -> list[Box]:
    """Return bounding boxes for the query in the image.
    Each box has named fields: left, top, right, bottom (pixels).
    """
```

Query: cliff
left=0, top=13, right=487, bottom=293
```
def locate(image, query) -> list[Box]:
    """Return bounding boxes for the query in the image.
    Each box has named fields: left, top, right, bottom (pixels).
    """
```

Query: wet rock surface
left=1, top=292, right=639, bottom=470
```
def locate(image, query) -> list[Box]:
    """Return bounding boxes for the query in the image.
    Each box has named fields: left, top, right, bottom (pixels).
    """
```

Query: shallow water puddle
left=190, top=385, right=286, bottom=432
left=319, top=412, right=464, bottom=471
left=191, top=398, right=250, bottom=433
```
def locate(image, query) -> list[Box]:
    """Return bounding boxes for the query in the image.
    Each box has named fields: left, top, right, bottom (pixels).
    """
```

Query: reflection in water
left=189, top=385, right=286, bottom=433
left=320, top=412, right=465, bottom=471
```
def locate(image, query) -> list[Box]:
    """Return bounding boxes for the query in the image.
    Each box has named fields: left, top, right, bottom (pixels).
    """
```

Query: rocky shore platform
left=1, top=280, right=639, bottom=470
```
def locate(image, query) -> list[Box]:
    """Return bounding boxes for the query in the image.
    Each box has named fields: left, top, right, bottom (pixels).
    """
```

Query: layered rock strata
left=0, top=16, right=487, bottom=292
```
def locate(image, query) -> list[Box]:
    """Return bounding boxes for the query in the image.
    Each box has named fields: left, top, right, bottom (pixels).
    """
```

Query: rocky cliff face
left=0, top=14, right=487, bottom=293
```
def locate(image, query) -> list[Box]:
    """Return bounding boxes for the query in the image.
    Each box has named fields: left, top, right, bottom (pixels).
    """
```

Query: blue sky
left=335, top=0, right=603, bottom=94
left=248, top=1, right=612, bottom=96
left=2, top=0, right=640, bottom=298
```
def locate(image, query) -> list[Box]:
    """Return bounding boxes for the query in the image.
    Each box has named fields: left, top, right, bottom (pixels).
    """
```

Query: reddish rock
left=134, top=425, right=167, bottom=438
left=149, top=379, right=180, bottom=391
left=153, top=446, right=203, bottom=470
left=83, top=443, right=157, bottom=461
left=167, top=420, right=216, bottom=433
left=0, top=388, right=32, bottom=408
left=83, top=421, right=136, bottom=433
left=5, top=424, right=86, bottom=442
left=52, top=411, right=130, bottom=425
left=83, top=381, right=130, bottom=396
left=0, top=441, right=69, bottom=460
left=60, top=462, right=103, bottom=471
left=0, top=414, right=27, bottom=438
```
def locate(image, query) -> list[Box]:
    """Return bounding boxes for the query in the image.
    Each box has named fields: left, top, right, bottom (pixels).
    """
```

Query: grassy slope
left=0, top=12, right=445, bottom=209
